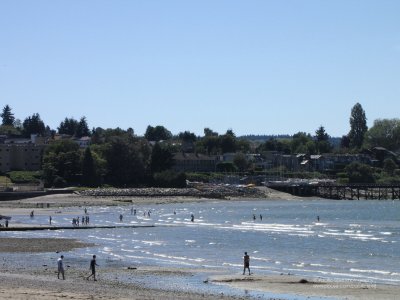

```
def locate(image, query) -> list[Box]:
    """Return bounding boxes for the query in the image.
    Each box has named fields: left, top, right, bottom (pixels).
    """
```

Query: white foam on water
left=231, top=223, right=315, bottom=236
left=222, top=262, right=242, bottom=267
left=252, top=257, right=272, bottom=263
left=350, top=268, right=391, bottom=275
left=351, top=236, right=383, bottom=241
left=346, top=260, right=357, bottom=264
left=141, top=240, right=164, bottom=246
left=314, top=222, right=328, bottom=226
left=293, top=262, right=305, bottom=267
left=94, top=237, right=119, bottom=241
left=310, top=263, right=331, bottom=267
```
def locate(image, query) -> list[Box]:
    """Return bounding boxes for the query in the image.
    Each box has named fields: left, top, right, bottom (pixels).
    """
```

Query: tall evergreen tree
left=58, top=117, right=78, bottom=135
left=348, top=103, right=368, bottom=149
left=81, top=147, right=97, bottom=187
left=314, top=126, right=332, bottom=154
left=75, top=117, right=90, bottom=138
left=1, top=105, right=15, bottom=126
left=22, top=113, right=46, bottom=137
left=150, top=143, right=174, bottom=173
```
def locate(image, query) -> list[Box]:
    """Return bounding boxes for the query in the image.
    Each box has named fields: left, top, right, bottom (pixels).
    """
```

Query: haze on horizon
left=1, top=0, right=399, bottom=137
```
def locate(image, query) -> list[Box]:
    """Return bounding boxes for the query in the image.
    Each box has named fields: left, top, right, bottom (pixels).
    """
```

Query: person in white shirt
left=57, top=255, right=65, bottom=280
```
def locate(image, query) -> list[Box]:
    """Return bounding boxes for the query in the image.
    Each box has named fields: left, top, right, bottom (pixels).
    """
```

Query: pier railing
left=267, top=182, right=400, bottom=200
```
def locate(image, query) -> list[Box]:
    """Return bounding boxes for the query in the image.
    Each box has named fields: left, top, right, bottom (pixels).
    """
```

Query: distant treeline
left=240, top=134, right=341, bottom=147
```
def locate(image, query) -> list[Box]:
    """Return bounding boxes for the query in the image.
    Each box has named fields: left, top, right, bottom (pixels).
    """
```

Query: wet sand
left=0, top=187, right=304, bottom=209
left=211, top=274, right=400, bottom=300
left=0, top=237, right=94, bottom=253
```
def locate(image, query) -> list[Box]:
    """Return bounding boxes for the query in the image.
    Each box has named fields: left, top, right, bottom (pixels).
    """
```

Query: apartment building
left=0, top=135, right=46, bottom=173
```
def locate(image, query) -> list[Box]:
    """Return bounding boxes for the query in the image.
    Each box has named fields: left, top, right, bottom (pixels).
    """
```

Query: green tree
left=258, top=138, right=291, bottom=154
left=144, top=125, right=172, bottom=141
left=196, top=135, right=219, bottom=154
left=81, top=147, right=97, bottom=187
left=383, top=158, right=397, bottom=176
left=236, top=138, right=251, bottom=153
left=340, top=135, right=350, bottom=149
left=22, top=113, right=46, bottom=137
left=348, top=103, right=368, bottom=149
left=1, top=105, right=15, bottom=126
left=104, top=137, right=148, bottom=186
left=178, top=131, right=197, bottom=143
left=345, top=162, right=375, bottom=183
left=75, top=117, right=90, bottom=138
left=220, top=130, right=237, bottom=153
left=150, top=143, right=174, bottom=173
left=42, top=140, right=81, bottom=186
left=204, top=128, right=218, bottom=137
left=314, top=126, right=332, bottom=154
left=315, top=126, right=329, bottom=142
left=0, top=125, right=21, bottom=136
left=291, top=132, right=314, bottom=154
left=58, top=117, right=78, bottom=135
left=364, top=118, right=400, bottom=151
left=233, top=153, right=248, bottom=172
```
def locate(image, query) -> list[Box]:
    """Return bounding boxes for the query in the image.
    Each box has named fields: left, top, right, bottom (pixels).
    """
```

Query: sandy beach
left=0, top=190, right=399, bottom=300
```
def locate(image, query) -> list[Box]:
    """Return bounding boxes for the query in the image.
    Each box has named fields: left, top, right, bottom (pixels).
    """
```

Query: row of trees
left=1, top=102, right=400, bottom=186
left=42, top=133, right=182, bottom=188
left=1, top=102, right=397, bottom=154
left=0, top=105, right=91, bottom=138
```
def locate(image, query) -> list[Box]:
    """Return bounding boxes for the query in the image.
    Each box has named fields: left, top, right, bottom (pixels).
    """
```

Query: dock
left=268, top=182, right=400, bottom=200
left=0, top=224, right=155, bottom=232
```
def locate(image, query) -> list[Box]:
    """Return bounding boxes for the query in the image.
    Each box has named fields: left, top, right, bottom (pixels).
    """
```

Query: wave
left=350, top=268, right=392, bottom=275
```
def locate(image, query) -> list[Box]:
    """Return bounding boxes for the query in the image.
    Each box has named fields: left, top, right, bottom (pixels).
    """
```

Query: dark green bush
left=7, top=171, right=42, bottom=183
left=153, top=171, right=186, bottom=188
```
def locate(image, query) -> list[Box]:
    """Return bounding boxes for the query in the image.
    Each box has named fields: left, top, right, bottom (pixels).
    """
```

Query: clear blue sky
left=1, top=0, right=399, bottom=137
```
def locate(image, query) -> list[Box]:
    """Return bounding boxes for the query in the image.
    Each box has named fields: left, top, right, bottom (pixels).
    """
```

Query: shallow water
left=2, top=199, right=400, bottom=298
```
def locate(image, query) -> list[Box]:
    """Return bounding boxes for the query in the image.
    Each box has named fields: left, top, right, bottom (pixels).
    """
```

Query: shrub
left=153, top=171, right=186, bottom=188
left=53, top=176, right=66, bottom=188
left=7, top=171, right=42, bottom=183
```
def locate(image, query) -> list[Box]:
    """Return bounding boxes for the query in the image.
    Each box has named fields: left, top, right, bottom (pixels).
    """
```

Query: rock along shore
left=78, top=185, right=266, bottom=199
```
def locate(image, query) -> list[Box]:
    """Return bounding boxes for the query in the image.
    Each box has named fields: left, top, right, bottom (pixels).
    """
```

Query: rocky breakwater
left=78, top=185, right=265, bottom=199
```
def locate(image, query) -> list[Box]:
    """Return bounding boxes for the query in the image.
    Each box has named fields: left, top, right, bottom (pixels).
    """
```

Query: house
left=74, top=136, right=91, bottom=148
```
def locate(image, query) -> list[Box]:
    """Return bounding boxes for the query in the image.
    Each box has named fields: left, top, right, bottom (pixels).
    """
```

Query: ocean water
left=2, top=199, right=400, bottom=297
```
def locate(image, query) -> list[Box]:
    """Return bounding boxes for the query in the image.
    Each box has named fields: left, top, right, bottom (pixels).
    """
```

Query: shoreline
left=1, top=192, right=398, bottom=299
left=210, top=274, right=400, bottom=300
left=0, top=187, right=307, bottom=209
left=1, top=247, right=399, bottom=300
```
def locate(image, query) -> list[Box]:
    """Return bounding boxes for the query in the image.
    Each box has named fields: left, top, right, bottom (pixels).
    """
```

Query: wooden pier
left=269, top=183, right=400, bottom=200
